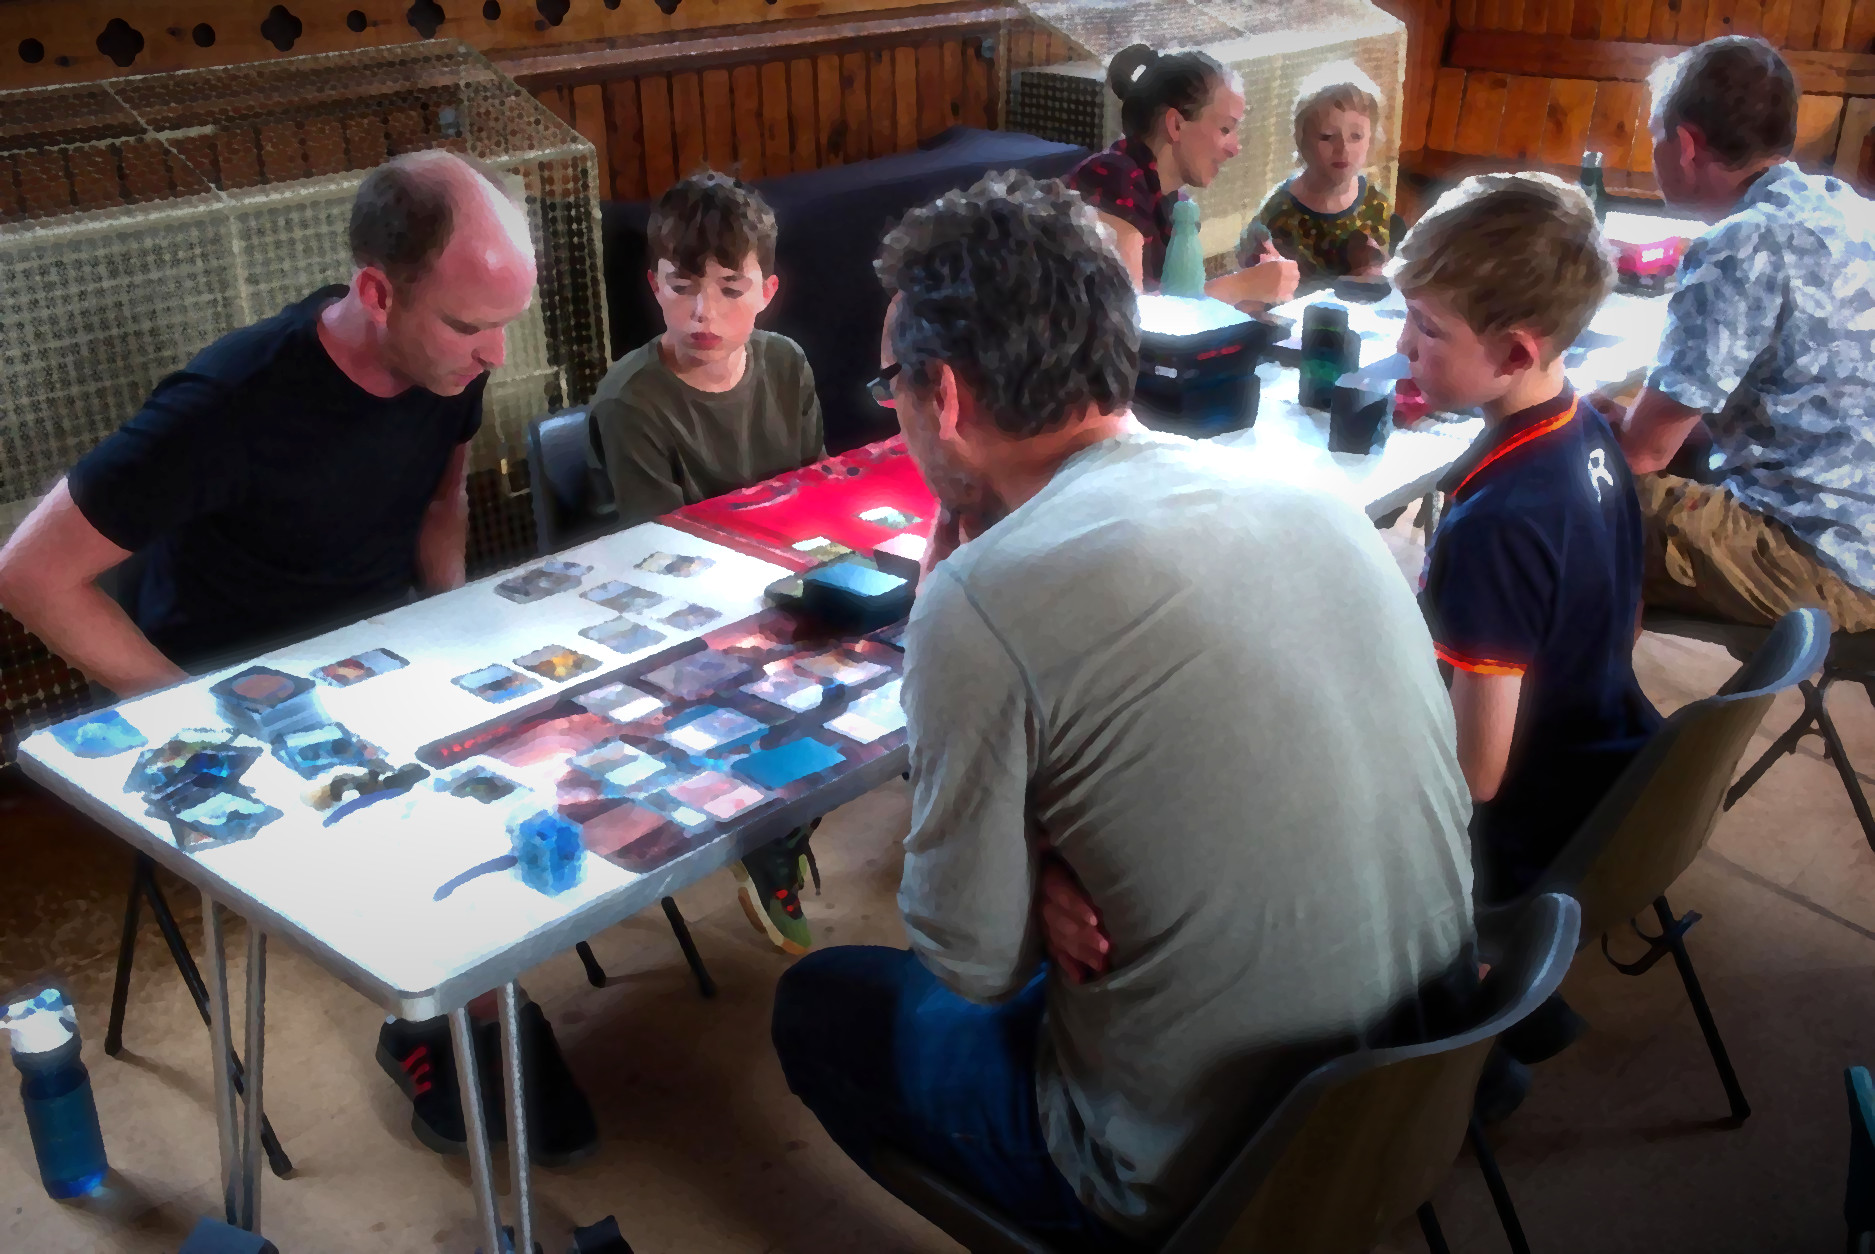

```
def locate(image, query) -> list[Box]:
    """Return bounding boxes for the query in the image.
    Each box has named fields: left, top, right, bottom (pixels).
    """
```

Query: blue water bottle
left=7, top=988, right=109, bottom=1199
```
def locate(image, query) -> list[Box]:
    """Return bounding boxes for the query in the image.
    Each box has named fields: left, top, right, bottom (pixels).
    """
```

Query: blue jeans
left=771, top=946, right=1144, bottom=1252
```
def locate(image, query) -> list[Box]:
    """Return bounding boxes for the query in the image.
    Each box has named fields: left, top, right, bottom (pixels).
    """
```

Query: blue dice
left=507, top=810, right=587, bottom=896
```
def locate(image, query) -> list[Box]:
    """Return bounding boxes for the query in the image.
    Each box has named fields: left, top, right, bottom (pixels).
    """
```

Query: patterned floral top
left=1254, top=176, right=1395, bottom=285
left=1066, top=136, right=1183, bottom=288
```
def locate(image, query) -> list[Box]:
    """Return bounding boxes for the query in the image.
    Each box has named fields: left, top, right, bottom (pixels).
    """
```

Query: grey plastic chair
left=874, top=893, right=1581, bottom=1254
left=1483, top=607, right=1831, bottom=1126
left=1645, top=607, right=1875, bottom=854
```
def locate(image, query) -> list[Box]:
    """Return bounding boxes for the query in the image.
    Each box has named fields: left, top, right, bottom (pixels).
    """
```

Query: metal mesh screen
left=1014, top=0, right=1408, bottom=260
left=0, top=41, right=609, bottom=760
left=1009, top=64, right=1114, bottom=154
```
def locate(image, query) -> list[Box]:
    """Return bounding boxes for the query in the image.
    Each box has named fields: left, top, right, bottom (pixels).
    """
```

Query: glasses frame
left=867, top=362, right=902, bottom=409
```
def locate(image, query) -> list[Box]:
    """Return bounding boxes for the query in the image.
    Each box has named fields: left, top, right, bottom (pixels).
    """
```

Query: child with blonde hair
left=1248, top=64, right=1399, bottom=284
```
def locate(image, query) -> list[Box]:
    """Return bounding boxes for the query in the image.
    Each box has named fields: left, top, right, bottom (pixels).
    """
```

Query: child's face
left=1398, top=290, right=1519, bottom=413
left=1302, top=105, right=1372, bottom=185
left=649, top=251, right=778, bottom=365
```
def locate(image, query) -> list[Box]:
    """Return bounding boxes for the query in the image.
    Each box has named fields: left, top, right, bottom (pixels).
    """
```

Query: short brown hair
left=1648, top=36, right=1796, bottom=168
left=647, top=169, right=779, bottom=278
left=350, top=150, right=522, bottom=288
left=1292, top=64, right=1385, bottom=159
left=1388, top=172, right=1614, bottom=360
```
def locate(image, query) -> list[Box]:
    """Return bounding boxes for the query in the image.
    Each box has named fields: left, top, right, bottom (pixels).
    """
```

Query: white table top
left=18, top=522, right=809, bottom=1019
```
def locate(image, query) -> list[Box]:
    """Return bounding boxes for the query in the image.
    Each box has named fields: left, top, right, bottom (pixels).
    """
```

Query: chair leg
left=1811, top=687, right=1875, bottom=856
left=660, top=897, right=717, bottom=999
left=1653, top=896, right=1751, bottom=1124
left=137, top=859, right=295, bottom=1177
left=1725, top=680, right=1823, bottom=811
left=1468, top=1116, right=1532, bottom=1254
left=1418, top=1202, right=1453, bottom=1254
left=105, top=861, right=146, bottom=1057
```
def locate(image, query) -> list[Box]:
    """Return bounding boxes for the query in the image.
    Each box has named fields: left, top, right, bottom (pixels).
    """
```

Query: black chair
left=1482, top=607, right=1832, bottom=1125
left=875, top=894, right=1580, bottom=1254
left=1847, top=1065, right=1875, bottom=1254
left=1645, top=608, right=1875, bottom=855
left=95, top=551, right=293, bottom=1178
left=524, top=408, right=716, bottom=1000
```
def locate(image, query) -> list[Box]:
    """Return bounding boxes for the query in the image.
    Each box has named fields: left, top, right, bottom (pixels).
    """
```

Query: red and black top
left=1066, top=136, right=1183, bottom=287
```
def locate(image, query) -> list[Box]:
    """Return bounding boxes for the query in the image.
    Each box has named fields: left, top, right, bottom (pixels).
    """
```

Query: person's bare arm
left=0, top=481, right=185, bottom=698
left=1204, top=258, right=1300, bottom=307
left=416, top=441, right=472, bottom=593
left=1037, top=852, right=1110, bottom=984
left=1448, top=669, right=1524, bottom=803
left=1096, top=211, right=1148, bottom=291
left=1613, top=388, right=1705, bottom=475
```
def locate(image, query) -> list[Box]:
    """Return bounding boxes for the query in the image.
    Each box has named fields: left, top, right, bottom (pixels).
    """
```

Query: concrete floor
left=5, top=516, right=1875, bottom=1253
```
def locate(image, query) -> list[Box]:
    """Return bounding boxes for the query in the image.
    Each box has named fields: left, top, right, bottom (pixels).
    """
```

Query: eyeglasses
left=867, top=362, right=901, bottom=409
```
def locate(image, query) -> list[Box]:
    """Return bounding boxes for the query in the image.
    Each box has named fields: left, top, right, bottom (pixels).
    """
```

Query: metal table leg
left=451, top=1007, right=505, bottom=1254
left=238, top=927, right=266, bottom=1232
left=499, top=984, right=535, bottom=1254
left=203, top=895, right=241, bottom=1228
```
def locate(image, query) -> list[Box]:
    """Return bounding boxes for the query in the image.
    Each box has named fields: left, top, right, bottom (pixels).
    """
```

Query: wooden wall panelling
left=894, top=47, right=919, bottom=151
left=917, top=42, right=948, bottom=137
left=840, top=52, right=872, bottom=159
left=1456, top=0, right=1481, bottom=29
left=670, top=73, right=706, bottom=183
left=759, top=61, right=793, bottom=177
left=1620, top=0, right=1650, bottom=39
left=1678, top=0, right=1713, bottom=41
left=1598, top=0, right=1625, bottom=41
left=1446, top=30, right=1875, bottom=93
left=1788, top=0, right=1825, bottom=45
left=1497, top=75, right=1553, bottom=160
left=570, top=84, right=611, bottom=199
left=1848, top=0, right=1875, bottom=49
left=1453, top=71, right=1510, bottom=154
left=1704, top=0, right=1740, bottom=40
left=942, top=38, right=965, bottom=128
left=869, top=49, right=897, bottom=161
left=1477, top=0, right=1503, bottom=31
left=1504, top=0, right=1528, bottom=31
left=1573, top=0, right=1603, bottom=41
left=1427, top=68, right=1469, bottom=152
left=962, top=37, right=992, bottom=129
left=814, top=55, right=845, bottom=165
left=1796, top=93, right=1847, bottom=165
left=702, top=69, right=736, bottom=172
left=1735, top=0, right=1766, bottom=37
left=1547, top=0, right=1579, bottom=36
left=733, top=64, right=767, bottom=180
left=0, top=157, right=23, bottom=219
left=1819, top=0, right=1855, bottom=47
left=1649, top=0, right=1681, bottom=40
left=606, top=80, right=646, bottom=201
left=1587, top=79, right=1644, bottom=168
left=789, top=58, right=819, bottom=171
left=1835, top=95, right=1875, bottom=178
left=1764, top=0, right=1796, bottom=42
left=641, top=74, right=678, bottom=195
left=1539, top=77, right=1600, bottom=163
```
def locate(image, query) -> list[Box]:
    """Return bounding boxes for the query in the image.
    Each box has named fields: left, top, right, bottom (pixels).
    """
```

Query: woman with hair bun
left=1065, top=44, right=1299, bottom=306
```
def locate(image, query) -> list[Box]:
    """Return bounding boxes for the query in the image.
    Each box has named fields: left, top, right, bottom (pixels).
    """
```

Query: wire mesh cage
left=0, top=41, right=609, bottom=757
left=1014, top=0, right=1407, bottom=261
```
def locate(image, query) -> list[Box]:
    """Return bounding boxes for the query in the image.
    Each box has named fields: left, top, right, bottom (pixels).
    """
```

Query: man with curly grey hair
left=769, top=170, right=1478, bottom=1247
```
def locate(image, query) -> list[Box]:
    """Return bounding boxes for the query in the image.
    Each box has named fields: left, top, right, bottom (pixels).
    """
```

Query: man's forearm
left=5, top=581, right=185, bottom=699
left=417, top=499, right=469, bottom=594
left=1618, top=388, right=1705, bottom=475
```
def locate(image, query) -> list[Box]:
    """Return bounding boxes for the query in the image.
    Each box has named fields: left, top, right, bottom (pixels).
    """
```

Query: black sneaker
left=490, top=1002, right=600, bottom=1168
left=376, top=1015, right=499, bottom=1155
left=1500, top=994, right=1588, bottom=1067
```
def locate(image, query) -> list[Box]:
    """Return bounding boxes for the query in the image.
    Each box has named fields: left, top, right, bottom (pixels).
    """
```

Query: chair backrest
left=1158, top=893, right=1581, bottom=1254
left=1499, top=608, right=1828, bottom=943
left=526, top=407, right=614, bottom=556
left=1848, top=1066, right=1875, bottom=1240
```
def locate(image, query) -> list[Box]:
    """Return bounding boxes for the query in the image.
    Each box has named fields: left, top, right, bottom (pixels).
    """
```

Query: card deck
left=796, top=650, right=889, bottom=687
left=791, top=536, right=853, bottom=563
left=827, top=680, right=907, bottom=744
left=742, top=661, right=825, bottom=713
left=643, top=650, right=753, bottom=702
left=663, top=706, right=765, bottom=755
left=495, top=567, right=583, bottom=603
left=572, top=681, right=665, bottom=722
left=126, top=731, right=265, bottom=799
left=580, top=618, right=669, bottom=656
left=313, top=648, right=408, bottom=687
left=51, top=710, right=148, bottom=758
left=542, top=560, right=593, bottom=576
left=635, top=552, right=715, bottom=577
left=661, top=603, right=720, bottom=631
left=452, top=664, right=543, bottom=704
left=432, top=765, right=522, bottom=804
left=734, top=738, right=845, bottom=790
left=514, top=646, right=602, bottom=682
left=582, top=581, right=667, bottom=614
left=272, top=723, right=383, bottom=780
left=858, top=506, right=922, bottom=531
left=211, top=667, right=325, bottom=741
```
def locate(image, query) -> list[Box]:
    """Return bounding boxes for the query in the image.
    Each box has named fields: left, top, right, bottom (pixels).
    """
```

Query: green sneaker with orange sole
left=732, top=824, right=820, bottom=955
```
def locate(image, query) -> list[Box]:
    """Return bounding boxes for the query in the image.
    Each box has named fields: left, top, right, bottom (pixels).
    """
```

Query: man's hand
left=1036, top=853, right=1111, bottom=984
left=1245, top=257, right=1300, bottom=304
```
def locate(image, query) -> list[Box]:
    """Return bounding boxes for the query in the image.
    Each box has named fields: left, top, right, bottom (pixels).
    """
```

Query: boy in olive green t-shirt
left=588, top=170, right=827, bottom=953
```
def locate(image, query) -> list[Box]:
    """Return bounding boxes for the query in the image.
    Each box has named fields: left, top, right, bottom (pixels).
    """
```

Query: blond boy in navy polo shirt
left=1392, top=173, right=1662, bottom=1116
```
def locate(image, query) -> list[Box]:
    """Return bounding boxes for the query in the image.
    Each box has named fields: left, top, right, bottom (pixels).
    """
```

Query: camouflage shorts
left=1637, top=473, right=1875, bottom=633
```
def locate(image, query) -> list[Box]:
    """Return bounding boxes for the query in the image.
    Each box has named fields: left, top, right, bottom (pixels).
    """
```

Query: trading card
left=868, top=622, right=908, bottom=651
left=571, top=741, right=667, bottom=792
left=661, top=603, right=720, bottom=632
left=642, top=650, right=753, bottom=701
left=663, top=706, right=765, bottom=755
left=431, top=764, right=522, bottom=804
left=635, top=551, right=715, bottom=577
left=583, top=581, right=666, bottom=614
left=542, top=560, right=592, bottom=577
left=514, top=645, right=602, bottom=682
left=791, top=536, right=853, bottom=563
left=572, top=681, right=665, bottom=722
left=485, top=712, right=623, bottom=773
left=663, top=803, right=714, bottom=830
left=579, top=802, right=672, bottom=857
left=126, top=730, right=265, bottom=798
left=858, top=506, right=922, bottom=531
left=742, top=661, right=825, bottom=713
left=50, top=710, right=147, bottom=758
left=494, top=567, right=582, bottom=603
left=665, top=770, right=767, bottom=821
left=166, top=787, right=282, bottom=846
left=796, top=649, right=889, bottom=687
left=313, top=648, right=408, bottom=687
left=451, top=664, right=543, bottom=704
left=271, top=723, right=383, bottom=780
left=826, top=680, right=907, bottom=745
left=579, top=618, right=669, bottom=656
left=734, top=738, right=845, bottom=790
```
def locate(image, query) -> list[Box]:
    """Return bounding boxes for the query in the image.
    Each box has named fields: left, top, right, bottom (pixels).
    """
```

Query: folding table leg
left=500, top=984, right=536, bottom=1254
left=203, top=895, right=242, bottom=1228
left=453, top=1007, right=505, bottom=1254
